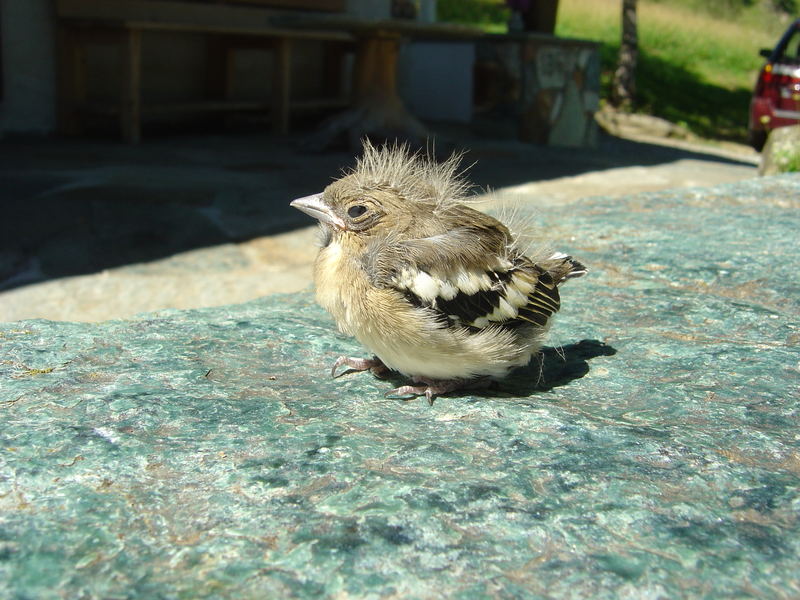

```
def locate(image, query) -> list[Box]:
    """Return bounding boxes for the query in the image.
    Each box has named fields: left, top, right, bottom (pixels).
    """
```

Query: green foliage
left=772, top=144, right=800, bottom=172
left=436, top=0, right=509, bottom=27
left=771, top=0, right=798, bottom=13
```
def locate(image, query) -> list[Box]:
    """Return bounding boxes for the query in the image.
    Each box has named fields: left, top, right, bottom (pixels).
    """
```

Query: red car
left=749, top=18, right=800, bottom=150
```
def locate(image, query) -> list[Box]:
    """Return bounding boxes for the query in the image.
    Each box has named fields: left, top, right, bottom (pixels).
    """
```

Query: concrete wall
left=0, top=0, right=57, bottom=136
left=399, top=41, right=473, bottom=124
left=346, top=0, right=390, bottom=20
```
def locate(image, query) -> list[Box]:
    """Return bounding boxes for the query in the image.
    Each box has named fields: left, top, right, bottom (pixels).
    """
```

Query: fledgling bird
left=291, top=141, right=586, bottom=402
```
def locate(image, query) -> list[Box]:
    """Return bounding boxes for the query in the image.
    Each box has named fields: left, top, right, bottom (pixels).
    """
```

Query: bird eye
left=347, top=205, right=368, bottom=218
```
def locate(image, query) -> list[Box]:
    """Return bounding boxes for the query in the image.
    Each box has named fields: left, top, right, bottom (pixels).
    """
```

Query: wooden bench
left=55, top=0, right=355, bottom=143
left=272, top=14, right=483, bottom=148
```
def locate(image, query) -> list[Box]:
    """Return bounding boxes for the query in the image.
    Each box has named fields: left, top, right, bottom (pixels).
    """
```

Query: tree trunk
left=612, top=0, right=637, bottom=110
left=521, top=0, right=560, bottom=34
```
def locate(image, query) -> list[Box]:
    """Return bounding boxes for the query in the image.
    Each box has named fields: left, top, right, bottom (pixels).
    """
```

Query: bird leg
left=331, top=356, right=391, bottom=379
left=385, top=377, right=492, bottom=405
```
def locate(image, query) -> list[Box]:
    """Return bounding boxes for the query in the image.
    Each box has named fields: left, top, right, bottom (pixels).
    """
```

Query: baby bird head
left=290, top=178, right=418, bottom=238
left=290, top=141, right=471, bottom=240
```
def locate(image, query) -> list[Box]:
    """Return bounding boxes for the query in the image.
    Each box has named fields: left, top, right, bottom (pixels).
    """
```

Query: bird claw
left=330, top=356, right=388, bottom=378
left=385, top=385, right=435, bottom=405
left=385, top=377, right=492, bottom=405
left=330, top=357, right=490, bottom=404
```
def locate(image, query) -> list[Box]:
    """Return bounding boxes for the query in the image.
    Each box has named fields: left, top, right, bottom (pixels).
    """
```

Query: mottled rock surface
left=759, top=125, right=800, bottom=175
left=2, top=176, right=799, bottom=598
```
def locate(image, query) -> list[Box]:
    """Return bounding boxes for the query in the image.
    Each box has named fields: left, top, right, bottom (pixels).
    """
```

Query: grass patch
left=556, top=0, right=785, bottom=143
left=555, top=0, right=788, bottom=141
left=438, top=0, right=793, bottom=143
left=437, top=0, right=509, bottom=30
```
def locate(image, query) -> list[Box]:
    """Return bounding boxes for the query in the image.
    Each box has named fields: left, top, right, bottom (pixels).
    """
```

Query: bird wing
left=363, top=226, right=584, bottom=330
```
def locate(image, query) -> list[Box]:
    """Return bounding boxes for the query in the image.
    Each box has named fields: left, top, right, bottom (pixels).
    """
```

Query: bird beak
left=290, top=193, right=346, bottom=230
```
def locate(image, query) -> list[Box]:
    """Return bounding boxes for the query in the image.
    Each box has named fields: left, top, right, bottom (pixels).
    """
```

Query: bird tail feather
left=545, top=252, right=588, bottom=282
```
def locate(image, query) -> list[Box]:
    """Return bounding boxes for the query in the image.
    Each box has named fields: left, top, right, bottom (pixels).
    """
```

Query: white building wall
left=399, top=41, right=474, bottom=123
left=345, top=0, right=390, bottom=20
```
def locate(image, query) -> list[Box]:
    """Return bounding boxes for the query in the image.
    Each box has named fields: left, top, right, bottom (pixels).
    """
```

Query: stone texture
left=2, top=176, right=799, bottom=599
left=759, top=125, right=800, bottom=176
left=595, top=105, right=694, bottom=141
left=475, top=35, right=600, bottom=147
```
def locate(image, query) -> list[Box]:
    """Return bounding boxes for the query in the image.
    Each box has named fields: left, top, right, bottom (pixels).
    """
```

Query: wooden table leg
left=307, top=31, right=427, bottom=150
left=56, top=25, right=87, bottom=136
left=206, top=36, right=236, bottom=101
left=120, top=28, right=142, bottom=144
left=272, top=37, right=291, bottom=135
left=323, top=40, right=349, bottom=100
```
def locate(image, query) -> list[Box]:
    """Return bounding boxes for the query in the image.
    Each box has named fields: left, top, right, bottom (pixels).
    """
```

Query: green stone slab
left=2, top=175, right=799, bottom=598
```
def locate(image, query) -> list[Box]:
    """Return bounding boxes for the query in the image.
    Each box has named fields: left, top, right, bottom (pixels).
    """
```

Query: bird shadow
left=496, top=339, right=617, bottom=398
left=360, top=339, right=616, bottom=402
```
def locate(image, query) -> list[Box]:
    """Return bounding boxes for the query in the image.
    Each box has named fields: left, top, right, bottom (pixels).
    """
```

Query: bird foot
left=331, top=356, right=391, bottom=379
left=385, top=377, right=491, bottom=405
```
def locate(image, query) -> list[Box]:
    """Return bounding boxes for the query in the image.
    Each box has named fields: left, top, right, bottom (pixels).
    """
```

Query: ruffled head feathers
left=345, top=140, right=472, bottom=211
